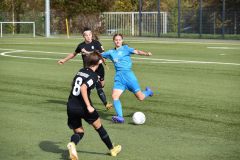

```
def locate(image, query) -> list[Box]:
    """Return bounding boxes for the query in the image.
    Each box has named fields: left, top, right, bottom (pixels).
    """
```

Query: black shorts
left=67, top=107, right=99, bottom=129
left=96, top=64, right=105, bottom=81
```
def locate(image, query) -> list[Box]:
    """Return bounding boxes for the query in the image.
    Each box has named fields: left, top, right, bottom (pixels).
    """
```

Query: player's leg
left=96, top=64, right=113, bottom=110
left=96, top=81, right=112, bottom=110
left=133, top=87, right=153, bottom=100
left=112, top=89, right=125, bottom=123
left=111, top=73, right=126, bottom=123
left=126, top=71, right=153, bottom=100
left=67, top=128, right=84, bottom=160
left=86, top=109, right=121, bottom=156
left=92, top=118, right=121, bottom=156
left=70, top=128, right=84, bottom=145
left=67, top=109, right=84, bottom=160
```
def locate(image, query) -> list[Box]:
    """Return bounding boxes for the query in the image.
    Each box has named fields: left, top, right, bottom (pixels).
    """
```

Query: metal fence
left=175, top=9, right=240, bottom=35
left=0, top=9, right=239, bottom=39
left=102, top=12, right=167, bottom=36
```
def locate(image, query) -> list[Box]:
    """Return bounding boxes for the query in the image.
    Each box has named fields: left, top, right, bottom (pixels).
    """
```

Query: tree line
left=1, top=0, right=239, bottom=18
left=0, top=0, right=239, bottom=35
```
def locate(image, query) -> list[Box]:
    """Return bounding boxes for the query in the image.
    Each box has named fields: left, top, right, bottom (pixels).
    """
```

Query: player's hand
left=87, top=105, right=95, bottom=113
left=58, top=59, right=65, bottom=64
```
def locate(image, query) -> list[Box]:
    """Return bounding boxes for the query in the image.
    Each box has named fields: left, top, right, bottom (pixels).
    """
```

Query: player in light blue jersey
left=101, top=34, right=153, bottom=123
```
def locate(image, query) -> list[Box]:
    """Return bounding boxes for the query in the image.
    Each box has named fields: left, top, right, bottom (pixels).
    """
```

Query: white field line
left=0, top=49, right=80, bottom=61
left=207, top=46, right=240, bottom=50
left=0, top=48, right=240, bottom=66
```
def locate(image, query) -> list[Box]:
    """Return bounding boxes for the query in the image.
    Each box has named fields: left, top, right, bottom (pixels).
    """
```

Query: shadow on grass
left=39, top=141, right=68, bottom=160
left=39, top=140, right=107, bottom=159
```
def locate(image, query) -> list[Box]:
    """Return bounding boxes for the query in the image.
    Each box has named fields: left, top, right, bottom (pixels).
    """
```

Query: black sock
left=96, top=82, right=107, bottom=106
left=96, top=125, right=113, bottom=150
left=70, top=132, right=84, bottom=145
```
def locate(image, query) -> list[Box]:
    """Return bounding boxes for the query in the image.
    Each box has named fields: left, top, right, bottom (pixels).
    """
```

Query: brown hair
left=113, top=33, right=123, bottom=40
left=82, top=27, right=99, bottom=41
left=113, top=33, right=128, bottom=46
left=84, top=52, right=103, bottom=68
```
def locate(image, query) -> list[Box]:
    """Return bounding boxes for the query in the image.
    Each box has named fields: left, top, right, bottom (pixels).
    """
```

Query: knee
left=112, top=93, right=119, bottom=100
left=92, top=118, right=102, bottom=130
left=74, top=127, right=84, bottom=133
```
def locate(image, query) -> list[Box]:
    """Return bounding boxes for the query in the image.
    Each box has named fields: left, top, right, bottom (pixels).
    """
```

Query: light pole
left=45, top=0, right=50, bottom=37
left=178, top=0, right=181, bottom=38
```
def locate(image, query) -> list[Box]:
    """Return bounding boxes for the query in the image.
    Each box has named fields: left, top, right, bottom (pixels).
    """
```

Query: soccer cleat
left=112, top=116, right=124, bottom=123
left=145, top=87, right=154, bottom=97
left=110, top=145, right=122, bottom=157
left=67, top=142, right=78, bottom=160
left=105, top=102, right=113, bottom=110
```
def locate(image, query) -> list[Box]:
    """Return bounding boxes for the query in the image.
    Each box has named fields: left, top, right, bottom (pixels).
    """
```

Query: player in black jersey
left=66, top=52, right=121, bottom=160
left=58, top=27, right=112, bottom=110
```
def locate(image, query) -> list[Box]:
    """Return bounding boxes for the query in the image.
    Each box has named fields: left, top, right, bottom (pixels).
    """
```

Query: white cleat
left=67, top=142, right=78, bottom=160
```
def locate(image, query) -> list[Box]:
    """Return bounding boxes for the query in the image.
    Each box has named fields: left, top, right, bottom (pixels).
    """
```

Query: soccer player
left=101, top=34, right=153, bottom=123
left=58, top=27, right=112, bottom=110
left=66, top=52, right=121, bottom=160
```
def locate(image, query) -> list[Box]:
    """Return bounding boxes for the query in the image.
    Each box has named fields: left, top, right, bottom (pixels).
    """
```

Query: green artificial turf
left=0, top=37, right=239, bottom=160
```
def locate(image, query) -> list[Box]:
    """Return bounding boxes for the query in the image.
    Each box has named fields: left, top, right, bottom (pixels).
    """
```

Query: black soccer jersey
left=75, top=40, right=103, bottom=53
left=67, top=68, right=98, bottom=110
left=75, top=40, right=104, bottom=67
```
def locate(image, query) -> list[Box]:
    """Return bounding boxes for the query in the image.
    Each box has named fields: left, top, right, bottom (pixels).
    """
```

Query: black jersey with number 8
left=67, top=68, right=98, bottom=110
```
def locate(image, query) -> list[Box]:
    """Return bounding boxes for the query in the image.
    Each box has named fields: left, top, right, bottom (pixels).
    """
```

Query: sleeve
left=125, top=45, right=135, bottom=55
left=83, top=75, right=97, bottom=88
left=101, top=50, right=111, bottom=59
left=75, top=43, right=84, bottom=53
left=95, top=41, right=104, bottom=53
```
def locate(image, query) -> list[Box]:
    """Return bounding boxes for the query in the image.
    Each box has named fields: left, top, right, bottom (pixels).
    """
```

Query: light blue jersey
left=102, top=45, right=141, bottom=93
left=102, top=45, right=135, bottom=71
left=102, top=45, right=153, bottom=119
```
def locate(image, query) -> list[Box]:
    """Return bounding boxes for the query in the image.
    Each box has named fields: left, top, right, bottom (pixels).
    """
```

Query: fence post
left=178, top=0, right=181, bottom=38
left=33, top=22, right=36, bottom=38
left=0, top=23, right=2, bottom=38
left=157, top=0, right=161, bottom=37
left=199, top=0, right=203, bottom=38
left=222, top=0, right=225, bottom=38
left=234, top=11, right=237, bottom=35
left=132, top=12, right=135, bottom=36
left=139, top=0, right=142, bottom=36
left=213, top=12, right=216, bottom=35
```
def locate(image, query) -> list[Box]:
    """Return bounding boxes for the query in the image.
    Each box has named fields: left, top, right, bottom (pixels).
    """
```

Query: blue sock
left=113, top=100, right=123, bottom=117
left=142, top=90, right=151, bottom=99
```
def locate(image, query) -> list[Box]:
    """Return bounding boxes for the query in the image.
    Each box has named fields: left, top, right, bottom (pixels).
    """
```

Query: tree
left=50, top=0, right=115, bottom=34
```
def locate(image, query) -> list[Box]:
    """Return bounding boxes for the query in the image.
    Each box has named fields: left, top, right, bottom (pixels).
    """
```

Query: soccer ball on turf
left=132, top=112, right=146, bottom=125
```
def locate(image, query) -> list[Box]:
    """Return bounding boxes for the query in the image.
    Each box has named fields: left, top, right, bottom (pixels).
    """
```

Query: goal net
left=0, top=22, right=35, bottom=38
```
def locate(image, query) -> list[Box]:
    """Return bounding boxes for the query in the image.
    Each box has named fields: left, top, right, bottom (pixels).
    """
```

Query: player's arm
left=96, top=41, right=105, bottom=53
left=80, top=84, right=95, bottom=113
left=58, top=52, right=78, bottom=64
left=101, top=51, right=110, bottom=59
left=133, top=49, right=152, bottom=56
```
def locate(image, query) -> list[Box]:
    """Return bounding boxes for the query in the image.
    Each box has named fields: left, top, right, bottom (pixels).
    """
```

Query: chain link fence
left=0, top=8, right=239, bottom=39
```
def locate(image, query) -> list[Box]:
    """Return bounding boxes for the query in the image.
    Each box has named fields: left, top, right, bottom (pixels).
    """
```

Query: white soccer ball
left=132, top=112, right=146, bottom=125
